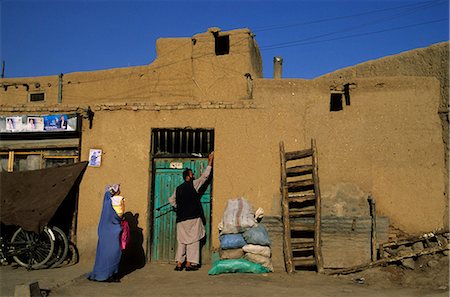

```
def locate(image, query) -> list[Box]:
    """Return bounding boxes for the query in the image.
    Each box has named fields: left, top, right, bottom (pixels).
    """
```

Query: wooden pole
left=280, top=141, right=294, bottom=273
left=368, top=194, right=377, bottom=261
left=327, top=245, right=449, bottom=275
left=311, top=138, right=324, bottom=273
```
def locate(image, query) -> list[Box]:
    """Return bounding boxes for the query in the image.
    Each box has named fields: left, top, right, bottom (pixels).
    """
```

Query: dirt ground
left=1, top=252, right=448, bottom=297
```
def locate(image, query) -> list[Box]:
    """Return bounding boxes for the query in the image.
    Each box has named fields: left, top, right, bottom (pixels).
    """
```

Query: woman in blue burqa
left=87, top=184, right=123, bottom=282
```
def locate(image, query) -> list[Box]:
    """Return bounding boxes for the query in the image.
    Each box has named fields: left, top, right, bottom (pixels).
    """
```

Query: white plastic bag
left=242, top=244, right=271, bottom=258
left=220, top=197, right=256, bottom=234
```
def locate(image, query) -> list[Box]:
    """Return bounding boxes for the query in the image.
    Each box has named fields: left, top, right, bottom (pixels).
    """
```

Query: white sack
left=220, top=197, right=256, bottom=234
left=242, top=244, right=271, bottom=258
left=244, top=252, right=274, bottom=272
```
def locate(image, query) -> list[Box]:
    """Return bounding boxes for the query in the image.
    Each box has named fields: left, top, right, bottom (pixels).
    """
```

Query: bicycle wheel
left=46, top=226, right=69, bottom=268
left=11, top=227, right=55, bottom=269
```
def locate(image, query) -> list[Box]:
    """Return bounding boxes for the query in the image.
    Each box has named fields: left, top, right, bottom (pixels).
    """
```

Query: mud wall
left=254, top=77, right=445, bottom=235
left=318, top=42, right=449, bottom=228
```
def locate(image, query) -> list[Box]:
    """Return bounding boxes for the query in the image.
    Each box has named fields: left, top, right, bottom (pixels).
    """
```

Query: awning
left=0, top=161, right=88, bottom=232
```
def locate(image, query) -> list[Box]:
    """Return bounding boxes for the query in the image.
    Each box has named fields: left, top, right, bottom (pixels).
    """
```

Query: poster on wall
left=5, top=116, right=23, bottom=132
left=26, top=117, right=45, bottom=131
left=44, top=114, right=69, bottom=131
left=0, top=114, right=78, bottom=133
left=88, top=149, right=102, bottom=167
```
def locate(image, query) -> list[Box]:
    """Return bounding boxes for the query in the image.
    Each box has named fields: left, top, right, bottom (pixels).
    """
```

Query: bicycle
left=0, top=226, right=55, bottom=269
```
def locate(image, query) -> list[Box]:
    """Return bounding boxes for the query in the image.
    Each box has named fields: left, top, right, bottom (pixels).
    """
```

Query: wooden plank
left=312, top=138, right=324, bottom=273
left=379, top=243, right=385, bottom=259
left=292, top=242, right=315, bottom=249
left=368, top=195, right=377, bottom=261
left=288, top=192, right=315, bottom=198
left=327, top=245, right=449, bottom=275
left=287, top=179, right=314, bottom=189
left=285, top=149, right=313, bottom=161
left=280, top=141, right=294, bottom=274
left=290, top=222, right=315, bottom=232
left=291, top=238, right=315, bottom=244
left=289, top=194, right=316, bottom=203
left=286, top=165, right=313, bottom=176
left=289, top=209, right=316, bottom=217
left=0, top=138, right=80, bottom=150
left=382, top=231, right=449, bottom=248
left=293, top=246, right=314, bottom=252
left=293, top=257, right=316, bottom=267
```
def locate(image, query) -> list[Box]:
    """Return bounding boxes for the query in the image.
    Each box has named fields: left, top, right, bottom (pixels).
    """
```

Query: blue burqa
left=87, top=189, right=122, bottom=281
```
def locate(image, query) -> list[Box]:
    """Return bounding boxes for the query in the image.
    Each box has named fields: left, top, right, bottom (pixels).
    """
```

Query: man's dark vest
left=175, top=181, right=203, bottom=223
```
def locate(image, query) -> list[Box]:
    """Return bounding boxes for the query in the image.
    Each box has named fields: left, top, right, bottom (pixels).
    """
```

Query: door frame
left=146, top=128, right=215, bottom=263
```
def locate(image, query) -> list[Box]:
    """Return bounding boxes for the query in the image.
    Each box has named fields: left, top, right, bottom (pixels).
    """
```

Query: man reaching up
left=169, top=152, right=214, bottom=271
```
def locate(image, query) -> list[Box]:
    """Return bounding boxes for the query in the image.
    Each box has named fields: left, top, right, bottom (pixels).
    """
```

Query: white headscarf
left=108, top=184, right=120, bottom=195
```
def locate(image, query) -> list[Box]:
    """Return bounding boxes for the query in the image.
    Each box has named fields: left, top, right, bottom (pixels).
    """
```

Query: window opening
left=151, top=128, right=214, bottom=157
left=0, top=149, right=78, bottom=172
left=330, top=93, right=343, bottom=112
left=29, top=92, right=45, bottom=102
left=215, top=35, right=230, bottom=56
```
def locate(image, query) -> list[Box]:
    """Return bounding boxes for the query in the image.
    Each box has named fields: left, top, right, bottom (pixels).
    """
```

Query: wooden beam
left=312, top=138, right=324, bottom=273
left=293, top=257, right=316, bottom=267
left=327, top=245, right=449, bottom=275
left=368, top=195, right=377, bottom=261
left=382, top=231, right=449, bottom=248
left=289, top=194, right=316, bottom=203
left=289, top=209, right=316, bottom=217
left=280, top=141, right=294, bottom=273
left=286, top=165, right=313, bottom=176
left=287, top=179, right=314, bottom=189
left=290, top=222, right=315, bottom=232
left=285, top=149, right=313, bottom=161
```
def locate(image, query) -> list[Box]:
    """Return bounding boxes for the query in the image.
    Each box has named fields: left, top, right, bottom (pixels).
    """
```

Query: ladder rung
left=290, top=222, right=315, bottom=232
left=289, top=209, right=316, bottom=217
left=289, top=194, right=316, bottom=203
left=286, top=165, right=313, bottom=176
left=292, top=242, right=315, bottom=250
left=293, top=257, right=316, bottom=267
left=292, top=246, right=314, bottom=252
left=288, top=179, right=314, bottom=189
left=285, top=149, right=313, bottom=161
left=290, top=238, right=314, bottom=244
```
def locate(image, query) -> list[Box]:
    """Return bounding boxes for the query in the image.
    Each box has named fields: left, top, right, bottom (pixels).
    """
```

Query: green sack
left=208, top=258, right=270, bottom=275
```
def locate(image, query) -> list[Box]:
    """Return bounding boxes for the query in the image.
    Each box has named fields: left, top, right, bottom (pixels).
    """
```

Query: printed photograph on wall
left=5, top=116, right=23, bottom=132
left=44, top=114, right=69, bottom=131
left=27, top=117, right=44, bottom=131
left=88, top=149, right=102, bottom=167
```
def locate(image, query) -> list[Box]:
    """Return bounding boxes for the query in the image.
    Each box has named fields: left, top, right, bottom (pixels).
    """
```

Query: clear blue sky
left=1, top=0, right=448, bottom=79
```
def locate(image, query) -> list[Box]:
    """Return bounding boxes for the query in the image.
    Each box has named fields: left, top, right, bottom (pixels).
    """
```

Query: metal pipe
left=273, top=56, right=283, bottom=79
left=58, top=73, right=64, bottom=103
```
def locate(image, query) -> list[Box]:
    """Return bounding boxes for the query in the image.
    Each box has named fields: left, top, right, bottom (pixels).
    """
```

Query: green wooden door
left=152, top=158, right=211, bottom=263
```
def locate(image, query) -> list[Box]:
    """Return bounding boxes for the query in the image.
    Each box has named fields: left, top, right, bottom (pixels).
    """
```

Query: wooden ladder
left=280, top=139, right=323, bottom=273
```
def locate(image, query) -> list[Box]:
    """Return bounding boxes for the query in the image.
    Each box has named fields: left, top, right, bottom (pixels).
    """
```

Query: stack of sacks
left=242, top=224, right=273, bottom=272
left=218, top=197, right=255, bottom=260
left=217, top=198, right=273, bottom=271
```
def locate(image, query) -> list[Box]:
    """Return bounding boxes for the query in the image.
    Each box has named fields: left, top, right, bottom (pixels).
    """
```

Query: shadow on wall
left=118, top=212, right=146, bottom=277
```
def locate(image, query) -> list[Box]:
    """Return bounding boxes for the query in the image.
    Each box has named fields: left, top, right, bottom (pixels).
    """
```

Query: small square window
left=29, top=92, right=45, bottom=102
left=330, top=93, right=343, bottom=112
left=215, top=35, right=229, bottom=56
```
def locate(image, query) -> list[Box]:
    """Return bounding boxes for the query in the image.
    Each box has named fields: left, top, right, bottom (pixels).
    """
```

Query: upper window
left=215, top=35, right=230, bottom=56
left=330, top=93, right=343, bottom=112
left=29, top=92, right=45, bottom=102
left=151, top=128, right=214, bottom=156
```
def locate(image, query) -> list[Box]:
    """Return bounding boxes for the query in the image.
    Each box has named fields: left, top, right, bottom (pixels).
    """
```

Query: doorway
left=149, top=128, right=214, bottom=264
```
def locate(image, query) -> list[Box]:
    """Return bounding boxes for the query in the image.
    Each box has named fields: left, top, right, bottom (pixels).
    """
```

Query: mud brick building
left=1, top=28, right=447, bottom=270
